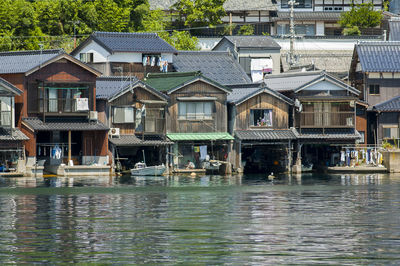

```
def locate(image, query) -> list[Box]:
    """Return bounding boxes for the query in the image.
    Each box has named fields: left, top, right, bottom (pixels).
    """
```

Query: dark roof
left=0, top=77, right=23, bottom=95
left=72, top=31, right=177, bottom=55
left=374, top=95, right=400, bottom=112
left=271, top=12, right=341, bottom=22
left=216, top=36, right=281, bottom=50
left=293, top=128, right=362, bottom=140
left=145, top=71, right=231, bottom=94
left=23, top=117, right=109, bottom=131
left=356, top=41, right=400, bottom=72
left=109, top=134, right=173, bottom=146
left=0, top=128, right=29, bottom=141
left=148, top=0, right=276, bottom=11
left=227, top=83, right=293, bottom=105
left=173, top=51, right=251, bottom=85
left=389, top=21, right=400, bottom=41
left=235, top=129, right=297, bottom=141
left=96, top=76, right=135, bottom=100
left=0, top=49, right=63, bottom=74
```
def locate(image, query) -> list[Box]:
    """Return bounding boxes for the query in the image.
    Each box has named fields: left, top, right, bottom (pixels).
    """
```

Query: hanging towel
left=200, top=145, right=207, bottom=160
left=193, top=146, right=200, bottom=152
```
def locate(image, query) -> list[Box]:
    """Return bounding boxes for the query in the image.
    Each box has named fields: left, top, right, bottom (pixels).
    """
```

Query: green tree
left=173, top=0, right=226, bottom=28
left=237, top=24, right=254, bottom=35
left=160, top=30, right=199, bottom=50
left=339, top=3, right=382, bottom=29
left=92, top=0, right=130, bottom=32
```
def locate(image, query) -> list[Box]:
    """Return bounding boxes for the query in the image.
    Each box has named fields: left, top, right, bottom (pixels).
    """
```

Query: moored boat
left=130, top=162, right=166, bottom=176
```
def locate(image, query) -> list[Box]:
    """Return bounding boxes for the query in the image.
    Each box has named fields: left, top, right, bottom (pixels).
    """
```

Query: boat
left=130, top=162, right=166, bottom=176
left=130, top=150, right=166, bottom=176
left=301, top=162, right=313, bottom=172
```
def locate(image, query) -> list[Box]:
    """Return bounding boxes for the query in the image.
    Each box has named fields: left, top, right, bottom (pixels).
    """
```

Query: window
left=113, top=107, right=134, bottom=124
left=250, top=109, right=273, bottom=127
left=0, top=97, right=11, bottom=127
left=277, top=24, right=315, bottom=36
left=369, top=84, right=380, bottom=95
left=383, top=126, right=399, bottom=139
left=79, top=53, right=93, bottom=63
left=358, top=131, right=365, bottom=144
left=324, top=6, right=343, bottom=11
left=281, top=0, right=312, bottom=8
left=178, top=102, right=212, bottom=120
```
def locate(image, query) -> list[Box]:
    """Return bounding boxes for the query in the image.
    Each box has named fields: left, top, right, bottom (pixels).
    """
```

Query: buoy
left=268, top=172, right=275, bottom=180
left=190, top=172, right=196, bottom=177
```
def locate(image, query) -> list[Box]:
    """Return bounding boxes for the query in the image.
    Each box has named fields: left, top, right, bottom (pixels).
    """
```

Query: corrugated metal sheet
left=96, top=76, right=136, bottom=99
left=109, top=135, right=173, bottom=146
left=356, top=41, right=400, bottom=72
left=0, top=49, right=62, bottom=74
left=374, top=95, right=400, bottom=111
left=235, top=129, right=296, bottom=140
left=222, top=36, right=281, bottom=49
left=173, top=51, right=252, bottom=85
left=389, top=21, right=400, bottom=41
left=227, top=83, right=293, bottom=105
left=167, top=132, right=234, bottom=141
left=23, top=117, right=109, bottom=131
left=264, top=71, right=323, bottom=91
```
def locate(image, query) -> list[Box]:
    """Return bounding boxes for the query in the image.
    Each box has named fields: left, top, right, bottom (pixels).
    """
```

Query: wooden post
left=229, top=13, right=233, bottom=35
left=68, top=130, right=71, bottom=163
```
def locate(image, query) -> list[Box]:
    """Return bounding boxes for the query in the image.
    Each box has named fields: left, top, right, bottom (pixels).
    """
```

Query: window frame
left=250, top=109, right=273, bottom=127
left=112, top=106, right=135, bottom=124
left=369, top=84, right=380, bottom=95
left=79, top=53, right=94, bottom=63
left=178, top=101, right=213, bottom=120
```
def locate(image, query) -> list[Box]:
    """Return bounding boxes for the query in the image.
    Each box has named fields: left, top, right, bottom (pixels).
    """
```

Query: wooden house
left=0, top=49, right=109, bottom=176
left=265, top=71, right=361, bottom=171
left=70, top=31, right=177, bottom=79
left=350, top=41, right=400, bottom=144
left=372, top=96, right=400, bottom=147
left=145, top=72, right=234, bottom=173
left=227, top=83, right=295, bottom=173
left=95, top=76, right=172, bottom=171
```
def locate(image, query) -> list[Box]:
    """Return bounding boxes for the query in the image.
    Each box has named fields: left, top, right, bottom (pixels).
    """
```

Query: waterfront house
left=265, top=71, right=361, bottom=170
left=70, top=31, right=177, bottom=79
left=227, top=82, right=296, bottom=173
left=0, top=49, right=109, bottom=176
left=373, top=96, right=400, bottom=147
left=212, top=36, right=281, bottom=79
left=349, top=41, right=400, bottom=144
left=145, top=71, right=234, bottom=173
left=96, top=76, right=172, bottom=171
left=0, top=78, right=29, bottom=174
left=173, top=51, right=252, bottom=85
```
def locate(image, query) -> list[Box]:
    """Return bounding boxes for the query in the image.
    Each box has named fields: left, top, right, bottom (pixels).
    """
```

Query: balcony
left=300, top=111, right=354, bottom=128
left=38, top=98, right=90, bottom=114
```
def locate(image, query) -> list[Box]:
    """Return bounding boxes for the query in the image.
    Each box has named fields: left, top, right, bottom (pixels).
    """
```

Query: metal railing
left=38, top=98, right=89, bottom=113
left=300, top=112, right=354, bottom=127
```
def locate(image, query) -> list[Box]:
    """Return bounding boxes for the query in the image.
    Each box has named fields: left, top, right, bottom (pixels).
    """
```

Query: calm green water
left=0, top=173, right=399, bottom=264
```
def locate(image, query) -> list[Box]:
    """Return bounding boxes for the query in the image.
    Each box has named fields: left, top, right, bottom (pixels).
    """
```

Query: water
left=0, top=173, right=400, bottom=264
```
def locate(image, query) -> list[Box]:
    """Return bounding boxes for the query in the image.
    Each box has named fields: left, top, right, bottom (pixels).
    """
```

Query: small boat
left=302, top=162, right=313, bottom=172
left=130, top=162, right=166, bottom=176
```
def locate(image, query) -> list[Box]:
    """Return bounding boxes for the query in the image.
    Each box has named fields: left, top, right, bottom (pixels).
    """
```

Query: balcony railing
left=144, top=117, right=165, bottom=134
left=300, top=112, right=354, bottom=128
left=38, top=98, right=89, bottom=113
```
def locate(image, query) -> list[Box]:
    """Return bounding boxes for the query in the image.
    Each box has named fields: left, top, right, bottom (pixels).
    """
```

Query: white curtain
left=0, top=97, right=11, bottom=126
left=48, top=89, right=58, bottom=112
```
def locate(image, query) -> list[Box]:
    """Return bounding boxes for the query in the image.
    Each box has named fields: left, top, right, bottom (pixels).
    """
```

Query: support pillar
left=292, top=141, right=302, bottom=174
left=68, top=130, right=72, bottom=164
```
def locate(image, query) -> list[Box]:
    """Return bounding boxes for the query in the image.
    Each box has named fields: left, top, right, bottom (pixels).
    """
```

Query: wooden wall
left=0, top=73, right=26, bottom=128
left=235, top=93, right=289, bottom=130
left=167, top=80, right=228, bottom=133
left=20, top=123, right=36, bottom=157
left=356, top=105, right=367, bottom=144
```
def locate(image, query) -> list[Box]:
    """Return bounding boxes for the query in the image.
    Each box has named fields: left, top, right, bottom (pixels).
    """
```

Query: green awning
left=167, top=132, right=234, bottom=141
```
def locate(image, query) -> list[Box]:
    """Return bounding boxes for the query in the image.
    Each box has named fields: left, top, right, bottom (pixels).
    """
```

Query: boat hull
left=130, top=165, right=166, bottom=176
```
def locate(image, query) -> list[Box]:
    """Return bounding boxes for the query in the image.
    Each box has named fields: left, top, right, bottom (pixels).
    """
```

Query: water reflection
left=0, top=173, right=399, bottom=264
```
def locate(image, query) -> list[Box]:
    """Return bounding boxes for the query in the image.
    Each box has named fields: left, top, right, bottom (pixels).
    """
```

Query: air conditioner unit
left=89, top=111, right=98, bottom=121
left=109, top=128, right=120, bottom=138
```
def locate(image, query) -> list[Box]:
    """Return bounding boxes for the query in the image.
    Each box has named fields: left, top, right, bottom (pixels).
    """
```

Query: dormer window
left=79, top=53, right=94, bottom=63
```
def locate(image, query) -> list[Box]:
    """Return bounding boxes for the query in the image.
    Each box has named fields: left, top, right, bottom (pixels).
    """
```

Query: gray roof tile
left=96, top=76, right=137, bottom=99
left=235, top=129, right=296, bottom=140
left=227, top=83, right=293, bottom=105
left=0, top=49, right=63, bottom=74
left=0, top=128, right=29, bottom=141
left=109, top=135, right=173, bottom=146
left=221, top=36, right=281, bottom=49
left=91, top=31, right=177, bottom=54
left=173, top=51, right=251, bottom=85
left=374, top=95, right=400, bottom=111
left=271, top=12, right=341, bottom=22
left=294, top=128, right=361, bottom=140
left=356, top=41, right=400, bottom=72
left=23, top=117, right=109, bottom=131
left=264, top=71, right=323, bottom=91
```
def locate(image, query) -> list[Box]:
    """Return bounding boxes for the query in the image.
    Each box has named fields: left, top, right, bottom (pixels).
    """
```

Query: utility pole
left=288, top=0, right=297, bottom=67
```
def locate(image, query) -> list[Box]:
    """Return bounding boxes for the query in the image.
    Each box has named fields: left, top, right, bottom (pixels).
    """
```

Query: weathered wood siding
left=366, top=78, right=400, bottom=107
left=167, top=80, right=228, bottom=133
left=235, top=93, right=289, bottom=130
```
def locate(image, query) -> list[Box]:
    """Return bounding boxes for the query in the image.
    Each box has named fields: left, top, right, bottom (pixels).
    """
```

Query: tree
left=339, top=3, right=382, bottom=29
left=160, top=30, right=199, bottom=50
left=237, top=24, right=254, bottom=35
left=173, top=0, right=226, bottom=28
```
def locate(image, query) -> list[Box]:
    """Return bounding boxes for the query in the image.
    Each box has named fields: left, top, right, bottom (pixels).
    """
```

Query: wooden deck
left=0, top=172, right=24, bottom=177
left=327, top=166, right=387, bottom=173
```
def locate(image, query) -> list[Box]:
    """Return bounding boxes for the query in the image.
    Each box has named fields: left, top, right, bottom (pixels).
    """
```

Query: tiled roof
left=109, top=135, right=173, bottom=146
left=96, top=76, right=136, bottom=99
left=0, top=49, right=63, bottom=74
left=271, top=12, right=341, bottom=22
left=148, top=0, right=276, bottom=11
left=23, top=117, right=109, bottom=131
left=227, top=83, right=293, bottom=105
left=264, top=71, right=323, bottom=91
left=374, top=95, right=400, bottom=111
left=145, top=71, right=230, bottom=93
left=389, top=21, right=400, bottom=41
left=235, top=129, right=297, bottom=140
left=89, top=31, right=176, bottom=54
left=356, top=41, right=400, bottom=72
left=0, top=77, right=23, bottom=95
left=219, top=36, right=281, bottom=49
left=0, top=128, right=29, bottom=141
left=293, top=128, right=361, bottom=140
left=167, top=132, right=234, bottom=141
left=280, top=50, right=353, bottom=75
left=173, top=51, right=251, bottom=85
